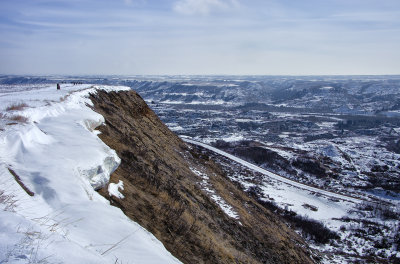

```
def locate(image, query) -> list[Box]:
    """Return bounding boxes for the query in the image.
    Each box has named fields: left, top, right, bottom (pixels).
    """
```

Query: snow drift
left=0, top=84, right=180, bottom=263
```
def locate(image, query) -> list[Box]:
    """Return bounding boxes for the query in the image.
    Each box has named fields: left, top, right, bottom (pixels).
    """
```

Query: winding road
left=183, top=138, right=363, bottom=204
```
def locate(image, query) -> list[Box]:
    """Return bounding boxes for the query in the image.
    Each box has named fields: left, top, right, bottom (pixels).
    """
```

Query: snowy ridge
left=0, top=84, right=180, bottom=263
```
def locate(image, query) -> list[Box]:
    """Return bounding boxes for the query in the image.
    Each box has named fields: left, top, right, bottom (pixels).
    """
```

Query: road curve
left=183, top=138, right=362, bottom=204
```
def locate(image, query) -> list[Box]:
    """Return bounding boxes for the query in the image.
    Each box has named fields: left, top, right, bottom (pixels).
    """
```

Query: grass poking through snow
left=6, top=102, right=28, bottom=111
left=8, top=115, right=29, bottom=123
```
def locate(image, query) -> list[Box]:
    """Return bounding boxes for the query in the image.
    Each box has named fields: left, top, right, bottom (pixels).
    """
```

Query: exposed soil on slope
left=89, top=90, right=314, bottom=264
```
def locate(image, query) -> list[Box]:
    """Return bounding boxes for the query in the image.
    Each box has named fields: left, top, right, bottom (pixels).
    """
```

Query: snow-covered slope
left=0, top=84, right=180, bottom=263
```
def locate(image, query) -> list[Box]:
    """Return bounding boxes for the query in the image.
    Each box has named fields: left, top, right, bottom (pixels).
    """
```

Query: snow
left=0, top=84, right=181, bottom=263
left=258, top=179, right=350, bottom=221
left=108, top=180, right=125, bottom=199
left=261, top=145, right=295, bottom=160
left=316, top=121, right=336, bottom=129
left=209, top=194, right=240, bottom=220
left=320, top=86, right=334, bottom=90
left=221, top=133, right=244, bottom=142
left=162, top=99, right=229, bottom=105
left=165, top=122, right=184, bottom=132
left=278, top=132, right=290, bottom=138
left=183, top=138, right=362, bottom=204
left=190, top=167, right=240, bottom=220
left=184, top=137, right=400, bottom=262
left=184, top=138, right=357, bottom=226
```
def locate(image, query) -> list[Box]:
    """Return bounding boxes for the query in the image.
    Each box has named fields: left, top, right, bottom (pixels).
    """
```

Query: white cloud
left=173, top=0, right=238, bottom=15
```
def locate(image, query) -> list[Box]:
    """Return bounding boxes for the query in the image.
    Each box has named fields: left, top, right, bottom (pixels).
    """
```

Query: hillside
left=90, top=89, right=314, bottom=263
left=0, top=84, right=313, bottom=263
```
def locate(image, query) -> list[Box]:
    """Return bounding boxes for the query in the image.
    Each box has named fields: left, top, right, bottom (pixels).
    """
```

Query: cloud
left=1, top=0, right=399, bottom=75
left=173, top=0, right=238, bottom=15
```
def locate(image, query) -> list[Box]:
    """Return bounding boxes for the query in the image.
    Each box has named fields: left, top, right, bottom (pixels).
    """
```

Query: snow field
left=0, top=84, right=180, bottom=263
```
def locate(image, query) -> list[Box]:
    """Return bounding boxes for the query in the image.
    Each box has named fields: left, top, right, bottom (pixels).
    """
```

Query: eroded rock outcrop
left=90, top=89, right=314, bottom=264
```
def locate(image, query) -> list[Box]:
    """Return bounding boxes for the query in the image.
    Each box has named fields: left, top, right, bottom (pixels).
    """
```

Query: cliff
left=90, top=89, right=314, bottom=264
left=0, top=85, right=181, bottom=263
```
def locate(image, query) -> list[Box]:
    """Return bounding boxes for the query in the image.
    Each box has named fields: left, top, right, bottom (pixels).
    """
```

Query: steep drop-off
left=89, top=90, right=314, bottom=264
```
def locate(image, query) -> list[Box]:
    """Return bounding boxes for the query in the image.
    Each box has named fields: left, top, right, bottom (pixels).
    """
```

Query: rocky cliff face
left=89, top=90, right=314, bottom=264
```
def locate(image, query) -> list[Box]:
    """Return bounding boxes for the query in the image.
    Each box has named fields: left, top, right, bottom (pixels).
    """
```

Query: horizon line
left=1, top=73, right=400, bottom=78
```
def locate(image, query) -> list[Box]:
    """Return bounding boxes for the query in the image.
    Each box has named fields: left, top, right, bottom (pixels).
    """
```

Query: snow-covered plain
left=0, top=84, right=180, bottom=263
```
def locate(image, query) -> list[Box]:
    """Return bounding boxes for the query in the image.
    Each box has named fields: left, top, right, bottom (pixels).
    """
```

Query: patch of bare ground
left=90, top=90, right=315, bottom=264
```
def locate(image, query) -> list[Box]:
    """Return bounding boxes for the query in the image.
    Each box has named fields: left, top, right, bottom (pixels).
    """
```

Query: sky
left=0, top=0, right=399, bottom=75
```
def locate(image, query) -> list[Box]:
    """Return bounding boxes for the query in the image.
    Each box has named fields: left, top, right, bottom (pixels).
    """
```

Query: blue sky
left=0, top=0, right=399, bottom=75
